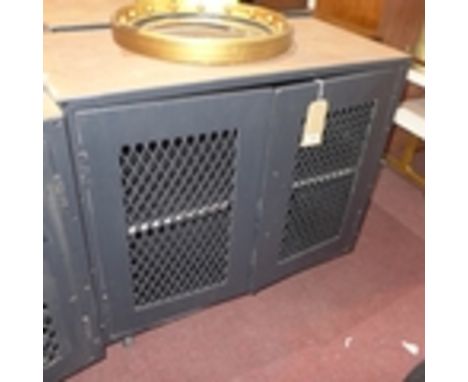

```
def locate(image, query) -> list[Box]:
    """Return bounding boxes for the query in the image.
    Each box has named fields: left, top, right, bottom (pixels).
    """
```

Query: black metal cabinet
left=253, top=69, right=399, bottom=290
left=44, top=17, right=410, bottom=377
left=71, top=89, right=273, bottom=340
left=43, top=118, right=104, bottom=382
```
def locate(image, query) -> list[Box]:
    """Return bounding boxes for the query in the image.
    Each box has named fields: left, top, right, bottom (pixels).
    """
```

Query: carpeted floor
left=69, top=166, right=425, bottom=382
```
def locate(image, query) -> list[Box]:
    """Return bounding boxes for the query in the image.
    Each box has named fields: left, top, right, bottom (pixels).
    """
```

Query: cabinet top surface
left=44, top=0, right=128, bottom=28
left=44, top=92, right=63, bottom=121
left=44, top=18, right=407, bottom=102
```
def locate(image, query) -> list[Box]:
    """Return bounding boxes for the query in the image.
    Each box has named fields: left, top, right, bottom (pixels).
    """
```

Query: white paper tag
left=300, top=99, right=329, bottom=147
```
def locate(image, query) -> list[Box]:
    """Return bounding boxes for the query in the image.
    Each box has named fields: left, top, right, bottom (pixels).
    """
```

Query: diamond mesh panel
left=279, top=101, right=376, bottom=261
left=128, top=209, right=231, bottom=307
left=119, top=130, right=237, bottom=227
left=294, top=101, right=375, bottom=181
left=118, top=130, right=238, bottom=308
left=279, top=174, right=354, bottom=260
left=43, top=302, right=61, bottom=367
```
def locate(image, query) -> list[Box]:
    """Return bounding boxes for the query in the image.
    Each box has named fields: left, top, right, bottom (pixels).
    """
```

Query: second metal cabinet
left=43, top=116, right=104, bottom=382
left=253, top=69, right=398, bottom=290
left=71, top=89, right=273, bottom=341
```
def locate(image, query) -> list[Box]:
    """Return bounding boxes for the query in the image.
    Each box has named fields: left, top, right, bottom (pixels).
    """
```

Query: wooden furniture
left=386, top=23, right=425, bottom=188
left=314, top=0, right=424, bottom=52
left=394, top=97, right=425, bottom=141
left=378, top=0, right=425, bottom=52
left=387, top=78, right=425, bottom=189
left=315, top=0, right=382, bottom=38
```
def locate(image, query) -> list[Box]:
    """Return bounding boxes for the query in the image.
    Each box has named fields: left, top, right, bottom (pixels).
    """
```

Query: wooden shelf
left=394, top=98, right=425, bottom=139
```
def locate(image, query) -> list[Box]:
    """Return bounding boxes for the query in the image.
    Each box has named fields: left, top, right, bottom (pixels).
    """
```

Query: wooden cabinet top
left=44, top=92, right=63, bottom=121
left=44, top=0, right=129, bottom=29
left=44, top=18, right=407, bottom=102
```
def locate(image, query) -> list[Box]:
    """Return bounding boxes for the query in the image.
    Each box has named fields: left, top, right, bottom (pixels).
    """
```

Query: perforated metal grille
left=280, top=175, right=354, bottom=259
left=294, top=101, right=375, bottom=181
left=128, top=209, right=231, bottom=307
left=118, top=130, right=238, bottom=308
left=279, top=174, right=354, bottom=260
left=119, top=130, right=237, bottom=227
left=43, top=302, right=61, bottom=367
left=279, top=101, right=376, bottom=261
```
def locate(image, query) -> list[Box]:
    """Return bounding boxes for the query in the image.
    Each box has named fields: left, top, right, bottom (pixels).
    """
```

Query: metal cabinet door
left=44, top=126, right=104, bottom=382
left=72, top=89, right=272, bottom=340
left=254, top=69, right=399, bottom=290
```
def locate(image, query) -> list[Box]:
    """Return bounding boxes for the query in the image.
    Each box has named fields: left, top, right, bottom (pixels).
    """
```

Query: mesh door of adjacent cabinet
left=43, top=297, right=62, bottom=370
left=43, top=240, right=102, bottom=382
left=253, top=70, right=397, bottom=290
left=44, top=123, right=104, bottom=382
left=72, top=89, right=272, bottom=340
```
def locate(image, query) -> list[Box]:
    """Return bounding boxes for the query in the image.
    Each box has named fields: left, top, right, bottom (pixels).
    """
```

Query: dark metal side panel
left=43, top=120, right=104, bottom=382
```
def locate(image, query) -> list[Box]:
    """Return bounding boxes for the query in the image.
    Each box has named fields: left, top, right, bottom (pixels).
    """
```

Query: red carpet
left=69, top=167, right=425, bottom=382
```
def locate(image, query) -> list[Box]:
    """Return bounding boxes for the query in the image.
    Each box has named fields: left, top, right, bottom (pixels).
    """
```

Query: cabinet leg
left=122, top=336, right=134, bottom=348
